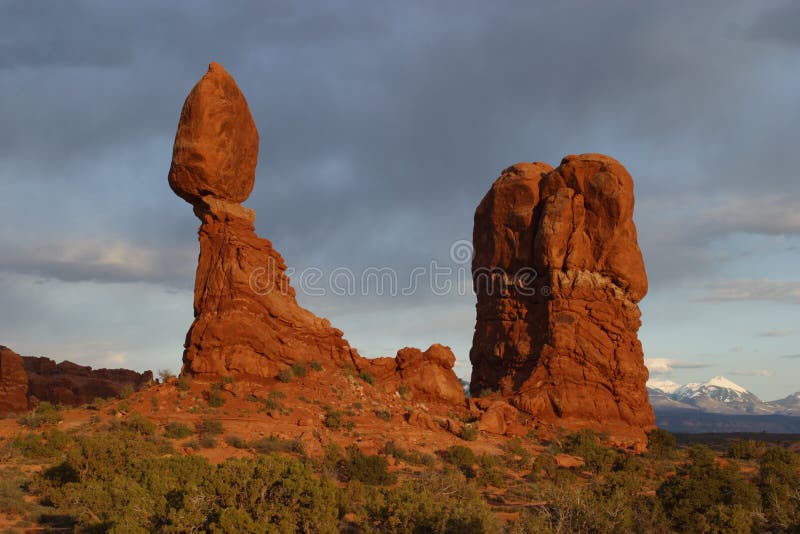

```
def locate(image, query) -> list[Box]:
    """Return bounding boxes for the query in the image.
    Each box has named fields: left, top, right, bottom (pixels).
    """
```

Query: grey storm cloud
left=1, top=1, right=799, bottom=381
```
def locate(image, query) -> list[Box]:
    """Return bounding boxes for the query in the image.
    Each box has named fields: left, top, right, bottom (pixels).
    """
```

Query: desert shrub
left=443, top=445, right=477, bottom=477
left=323, top=406, right=344, bottom=430
left=12, top=433, right=50, bottom=458
left=727, top=439, right=766, bottom=460
left=118, top=384, right=135, bottom=399
left=122, top=412, right=156, bottom=436
left=18, top=401, right=62, bottom=428
left=460, top=424, right=479, bottom=441
left=657, top=445, right=761, bottom=533
left=205, top=383, right=226, bottom=407
left=291, top=362, right=308, bottom=378
left=341, top=445, right=396, bottom=486
left=374, top=409, right=391, bottom=421
left=647, top=428, right=677, bottom=459
left=758, top=446, right=800, bottom=530
left=157, top=369, right=175, bottom=382
left=277, top=368, right=293, bottom=383
left=502, top=437, right=532, bottom=469
left=310, top=360, right=323, bottom=372
left=564, top=429, right=615, bottom=473
left=176, top=377, right=190, bottom=391
left=530, top=451, right=557, bottom=479
left=397, top=384, right=410, bottom=400
left=359, top=371, right=375, bottom=385
left=164, top=421, right=194, bottom=439
left=359, top=469, right=499, bottom=533
left=195, top=418, right=224, bottom=436
left=250, top=435, right=305, bottom=455
left=382, top=441, right=436, bottom=467
left=225, top=435, right=247, bottom=448
left=42, top=442, right=339, bottom=533
left=199, top=434, right=217, bottom=448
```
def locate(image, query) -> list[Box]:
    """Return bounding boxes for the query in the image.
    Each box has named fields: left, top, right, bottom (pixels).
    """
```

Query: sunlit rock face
left=169, top=63, right=360, bottom=379
left=470, top=154, right=654, bottom=444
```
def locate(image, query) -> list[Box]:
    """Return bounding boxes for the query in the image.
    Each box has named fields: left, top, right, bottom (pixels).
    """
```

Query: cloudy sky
left=1, top=1, right=798, bottom=399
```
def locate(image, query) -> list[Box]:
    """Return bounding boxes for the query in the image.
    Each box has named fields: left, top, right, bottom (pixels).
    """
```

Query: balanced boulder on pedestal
left=169, top=63, right=360, bottom=380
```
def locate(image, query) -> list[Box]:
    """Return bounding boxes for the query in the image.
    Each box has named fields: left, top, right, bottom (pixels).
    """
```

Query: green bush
left=123, top=412, right=156, bottom=436
left=359, top=371, right=375, bottom=385
left=17, top=401, right=62, bottom=428
left=323, top=407, right=344, bottom=430
left=443, top=445, right=477, bottom=477
left=310, top=361, right=323, bottom=372
left=647, top=428, right=677, bottom=459
left=657, top=445, right=761, bottom=533
left=249, top=435, right=305, bottom=455
left=373, top=409, right=391, bottom=421
left=164, top=421, right=194, bottom=439
left=382, top=441, right=436, bottom=467
left=758, top=446, right=800, bottom=530
left=341, top=445, right=396, bottom=486
left=291, top=363, right=308, bottom=378
left=206, top=386, right=226, bottom=407
left=176, top=378, right=190, bottom=391
left=727, top=439, right=765, bottom=460
left=460, top=424, right=479, bottom=441
left=359, top=469, right=499, bottom=532
left=277, top=368, right=293, bottom=383
left=564, top=429, right=615, bottom=473
left=195, top=419, right=224, bottom=436
left=157, top=369, right=175, bottom=382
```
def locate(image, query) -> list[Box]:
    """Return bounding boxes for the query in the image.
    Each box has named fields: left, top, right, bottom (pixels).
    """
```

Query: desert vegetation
left=1, top=412, right=798, bottom=533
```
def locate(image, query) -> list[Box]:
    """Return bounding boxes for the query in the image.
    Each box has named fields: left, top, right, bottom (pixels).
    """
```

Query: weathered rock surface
left=171, top=63, right=361, bottom=380
left=367, top=344, right=465, bottom=404
left=470, top=154, right=654, bottom=444
left=168, top=62, right=259, bottom=205
left=22, top=356, right=153, bottom=407
left=0, top=346, right=29, bottom=414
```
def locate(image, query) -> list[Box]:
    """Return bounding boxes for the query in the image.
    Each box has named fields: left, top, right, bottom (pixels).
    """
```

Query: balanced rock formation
left=470, top=154, right=653, bottom=443
left=0, top=346, right=29, bottom=413
left=170, top=63, right=359, bottom=379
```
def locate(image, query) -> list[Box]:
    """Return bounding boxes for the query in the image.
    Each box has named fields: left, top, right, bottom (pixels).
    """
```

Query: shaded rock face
left=171, top=63, right=359, bottom=379
left=0, top=345, right=153, bottom=414
left=470, top=154, right=653, bottom=442
left=22, top=356, right=153, bottom=407
left=0, top=346, right=29, bottom=414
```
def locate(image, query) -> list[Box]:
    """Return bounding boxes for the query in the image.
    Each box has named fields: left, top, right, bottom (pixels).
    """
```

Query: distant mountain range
left=648, top=376, right=800, bottom=433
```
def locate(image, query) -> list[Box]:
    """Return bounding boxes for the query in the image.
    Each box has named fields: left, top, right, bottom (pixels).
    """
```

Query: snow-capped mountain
left=648, top=376, right=787, bottom=415
left=646, top=379, right=681, bottom=394
left=767, top=391, right=800, bottom=416
left=648, top=377, right=800, bottom=432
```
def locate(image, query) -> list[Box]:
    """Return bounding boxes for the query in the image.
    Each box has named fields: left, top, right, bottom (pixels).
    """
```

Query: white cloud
left=645, top=358, right=713, bottom=374
left=696, top=279, right=800, bottom=304
left=729, top=369, right=774, bottom=377
left=759, top=330, right=793, bottom=337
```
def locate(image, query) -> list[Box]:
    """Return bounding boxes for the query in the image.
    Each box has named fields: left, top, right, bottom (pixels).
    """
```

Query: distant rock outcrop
left=22, top=356, right=153, bottom=407
left=470, top=154, right=653, bottom=443
left=0, top=345, right=153, bottom=415
left=0, top=346, right=29, bottom=413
